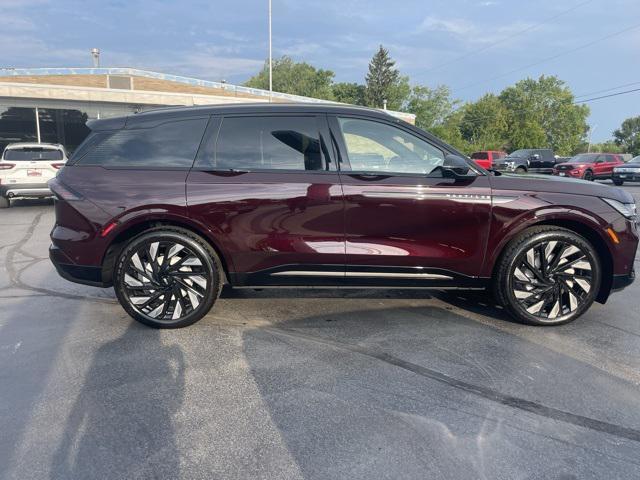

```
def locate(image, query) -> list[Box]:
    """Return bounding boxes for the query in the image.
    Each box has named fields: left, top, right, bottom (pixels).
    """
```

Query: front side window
left=78, top=118, right=208, bottom=168
left=214, top=116, right=325, bottom=171
left=337, top=117, right=445, bottom=175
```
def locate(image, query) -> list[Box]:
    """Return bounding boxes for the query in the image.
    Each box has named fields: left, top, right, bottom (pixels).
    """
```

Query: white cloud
left=417, top=16, right=476, bottom=36
left=415, top=15, right=539, bottom=46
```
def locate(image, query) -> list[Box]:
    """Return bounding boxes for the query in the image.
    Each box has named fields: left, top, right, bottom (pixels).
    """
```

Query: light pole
left=91, top=48, right=100, bottom=68
left=587, top=124, right=597, bottom=153
left=268, top=0, right=273, bottom=102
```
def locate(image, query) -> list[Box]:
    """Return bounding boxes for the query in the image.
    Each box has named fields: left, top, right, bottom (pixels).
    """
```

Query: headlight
left=602, top=198, right=637, bottom=219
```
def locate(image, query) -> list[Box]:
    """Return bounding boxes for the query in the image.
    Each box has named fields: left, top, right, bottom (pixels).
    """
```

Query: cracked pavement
left=1, top=188, right=640, bottom=480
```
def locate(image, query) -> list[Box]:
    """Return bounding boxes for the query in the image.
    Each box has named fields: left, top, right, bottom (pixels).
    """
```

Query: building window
left=0, top=107, right=38, bottom=153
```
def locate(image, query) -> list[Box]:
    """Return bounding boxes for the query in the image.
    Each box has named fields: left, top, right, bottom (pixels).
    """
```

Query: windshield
left=4, top=147, right=64, bottom=161
left=506, top=149, right=531, bottom=158
left=567, top=153, right=599, bottom=163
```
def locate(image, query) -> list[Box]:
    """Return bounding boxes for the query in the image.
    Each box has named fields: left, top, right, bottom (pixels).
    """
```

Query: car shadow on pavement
left=241, top=304, right=640, bottom=479
left=50, top=322, right=186, bottom=480
left=0, top=296, right=78, bottom=480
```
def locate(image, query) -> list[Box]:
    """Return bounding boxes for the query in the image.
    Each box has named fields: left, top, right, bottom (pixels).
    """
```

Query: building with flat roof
left=0, top=67, right=415, bottom=154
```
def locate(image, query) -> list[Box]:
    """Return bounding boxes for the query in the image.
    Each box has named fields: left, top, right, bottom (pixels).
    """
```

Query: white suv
left=0, top=143, right=67, bottom=208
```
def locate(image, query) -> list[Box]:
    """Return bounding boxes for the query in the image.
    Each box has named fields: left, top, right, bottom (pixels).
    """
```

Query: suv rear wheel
left=494, top=226, right=601, bottom=326
left=114, top=227, right=222, bottom=328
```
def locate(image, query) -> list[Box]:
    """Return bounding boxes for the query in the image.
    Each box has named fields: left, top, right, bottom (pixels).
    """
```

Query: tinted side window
left=214, top=116, right=324, bottom=171
left=605, top=155, right=616, bottom=163
left=337, top=117, right=445, bottom=175
left=78, top=118, right=208, bottom=168
left=470, top=152, right=488, bottom=160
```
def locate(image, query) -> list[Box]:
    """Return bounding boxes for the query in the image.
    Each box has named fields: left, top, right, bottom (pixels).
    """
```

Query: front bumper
left=613, top=172, right=640, bottom=182
left=49, top=244, right=106, bottom=287
left=612, top=269, right=635, bottom=292
left=553, top=170, right=582, bottom=178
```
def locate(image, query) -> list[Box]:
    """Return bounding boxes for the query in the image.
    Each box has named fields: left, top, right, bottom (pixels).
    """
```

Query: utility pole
left=268, top=0, right=273, bottom=102
left=587, top=125, right=597, bottom=152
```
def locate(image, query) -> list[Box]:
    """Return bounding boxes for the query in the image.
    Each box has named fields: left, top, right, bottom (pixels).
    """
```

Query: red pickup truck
left=552, top=153, right=624, bottom=181
left=469, top=150, right=506, bottom=169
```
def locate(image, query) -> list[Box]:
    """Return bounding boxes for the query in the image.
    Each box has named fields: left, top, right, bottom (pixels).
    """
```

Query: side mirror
left=442, top=154, right=473, bottom=178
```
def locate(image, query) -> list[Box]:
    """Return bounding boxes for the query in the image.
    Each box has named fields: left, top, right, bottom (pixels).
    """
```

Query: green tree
left=614, top=116, right=640, bottom=156
left=365, top=45, right=409, bottom=110
left=332, top=82, right=366, bottom=105
left=405, top=85, right=458, bottom=131
left=459, top=94, right=508, bottom=152
left=499, top=76, right=589, bottom=155
left=574, top=140, right=624, bottom=154
left=245, top=56, right=335, bottom=100
left=430, top=109, right=470, bottom=153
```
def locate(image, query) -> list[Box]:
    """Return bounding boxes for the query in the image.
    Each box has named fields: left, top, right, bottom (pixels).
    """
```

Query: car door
left=187, top=113, right=346, bottom=286
left=592, top=155, right=607, bottom=178
left=330, top=114, right=492, bottom=287
left=603, top=154, right=619, bottom=177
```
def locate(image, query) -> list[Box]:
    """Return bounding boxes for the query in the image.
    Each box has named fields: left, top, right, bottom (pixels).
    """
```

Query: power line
left=424, top=0, right=594, bottom=74
left=575, top=87, right=640, bottom=103
left=574, top=80, right=640, bottom=99
left=452, top=22, right=640, bottom=94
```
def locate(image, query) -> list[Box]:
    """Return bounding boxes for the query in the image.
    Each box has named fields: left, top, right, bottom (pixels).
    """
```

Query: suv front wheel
left=114, top=227, right=222, bottom=328
left=494, top=226, right=601, bottom=326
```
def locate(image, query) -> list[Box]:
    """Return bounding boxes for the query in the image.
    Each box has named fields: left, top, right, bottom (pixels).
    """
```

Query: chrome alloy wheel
left=121, top=240, right=209, bottom=322
left=511, top=240, right=593, bottom=322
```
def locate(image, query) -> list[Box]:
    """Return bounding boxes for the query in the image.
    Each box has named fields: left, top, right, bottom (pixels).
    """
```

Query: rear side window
left=213, top=116, right=324, bottom=171
left=4, top=148, right=63, bottom=161
left=78, top=118, right=208, bottom=168
left=470, top=152, right=488, bottom=160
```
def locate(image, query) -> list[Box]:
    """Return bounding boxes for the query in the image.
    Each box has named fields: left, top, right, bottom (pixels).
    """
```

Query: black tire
left=583, top=170, right=594, bottom=181
left=613, top=178, right=624, bottom=186
left=515, top=166, right=527, bottom=174
left=0, top=196, right=9, bottom=208
left=493, top=226, right=601, bottom=326
left=114, top=227, right=223, bottom=328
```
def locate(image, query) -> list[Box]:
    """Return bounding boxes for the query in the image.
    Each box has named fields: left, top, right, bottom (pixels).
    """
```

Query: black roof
left=88, top=102, right=401, bottom=131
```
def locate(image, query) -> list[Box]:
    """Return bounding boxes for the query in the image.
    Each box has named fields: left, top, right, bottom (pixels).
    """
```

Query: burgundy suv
left=49, top=104, right=638, bottom=328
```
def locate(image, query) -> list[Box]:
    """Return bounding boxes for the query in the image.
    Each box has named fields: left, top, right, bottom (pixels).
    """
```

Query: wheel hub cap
left=512, top=240, right=593, bottom=321
left=122, top=241, right=209, bottom=321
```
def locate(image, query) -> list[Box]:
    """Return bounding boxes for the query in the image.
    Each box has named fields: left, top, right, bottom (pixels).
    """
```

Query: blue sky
left=1, top=0, right=639, bottom=141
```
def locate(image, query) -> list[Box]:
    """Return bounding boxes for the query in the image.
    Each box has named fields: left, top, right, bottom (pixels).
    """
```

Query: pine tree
left=365, top=45, right=401, bottom=109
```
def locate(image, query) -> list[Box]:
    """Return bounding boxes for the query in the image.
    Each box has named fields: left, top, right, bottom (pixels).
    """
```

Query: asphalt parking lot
left=1, top=184, right=640, bottom=480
